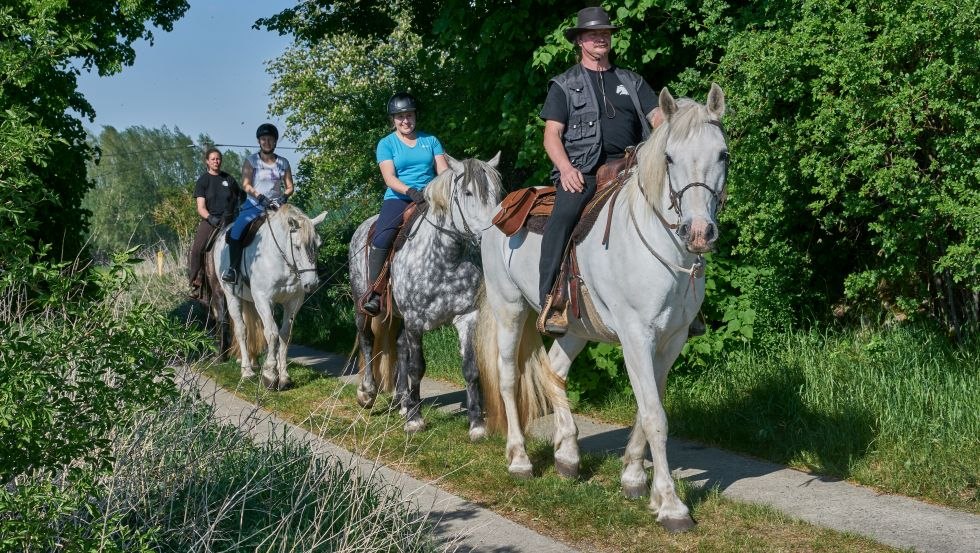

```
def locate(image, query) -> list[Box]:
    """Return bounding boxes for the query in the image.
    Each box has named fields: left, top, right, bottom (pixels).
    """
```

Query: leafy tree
left=0, top=0, right=190, bottom=268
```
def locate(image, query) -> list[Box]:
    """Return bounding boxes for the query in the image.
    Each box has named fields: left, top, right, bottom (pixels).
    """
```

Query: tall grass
left=667, top=325, right=980, bottom=511
left=103, top=389, right=439, bottom=552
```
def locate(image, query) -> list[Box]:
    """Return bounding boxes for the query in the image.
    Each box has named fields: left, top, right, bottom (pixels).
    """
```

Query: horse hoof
left=241, top=369, right=256, bottom=379
left=508, top=464, right=534, bottom=479
left=261, top=375, right=277, bottom=390
left=277, top=378, right=292, bottom=391
left=555, top=459, right=579, bottom=479
left=398, top=406, right=408, bottom=417
left=356, top=390, right=376, bottom=409
left=659, top=515, right=696, bottom=534
left=404, top=419, right=426, bottom=434
left=622, top=484, right=647, bottom=499
left=468, top=425, right=487, bottom=442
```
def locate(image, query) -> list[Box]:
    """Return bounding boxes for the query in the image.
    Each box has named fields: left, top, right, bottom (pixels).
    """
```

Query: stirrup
left=536, top=294, right=568, bottom=338
left=362, top=293, right=381, bottom=316
left=221, top=268, right=237, bottom=283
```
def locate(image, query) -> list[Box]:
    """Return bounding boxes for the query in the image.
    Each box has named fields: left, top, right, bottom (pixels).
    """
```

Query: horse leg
left=253, top=298, right=281, bottom=390
left=621, top=412, right=649, bottom=498
left=274, top=297, right=302, bottom=391
left=497, top=309, right=535, bottom=478
left=454, top=311, right=486, bottom=441
left=226, top=296, right=255, bottom=379
left=549, top=335, right=588, bottom=478
left=393, top=325, right=410, bottom=415
left=401, top=328, right=426, bottom=433
left=620, top=333, right=694, bottom=532
left=355, top=312, right=378, bottom=408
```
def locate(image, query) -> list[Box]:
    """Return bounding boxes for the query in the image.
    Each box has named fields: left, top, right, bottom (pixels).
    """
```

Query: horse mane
left=425, top=155, right=503, bottom=216
left=270, top=203, right=317, bottom=246
left=628, top=98, right=722, bottom=210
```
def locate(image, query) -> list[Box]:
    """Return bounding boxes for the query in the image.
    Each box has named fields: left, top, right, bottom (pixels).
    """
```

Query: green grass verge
left=201, top=361, right=899, bottom=552
left=420, top=325, right=979, bottom=513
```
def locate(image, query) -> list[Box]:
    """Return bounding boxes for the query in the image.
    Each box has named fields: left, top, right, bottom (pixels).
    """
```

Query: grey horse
left=349, top=153, right=503, bottom=438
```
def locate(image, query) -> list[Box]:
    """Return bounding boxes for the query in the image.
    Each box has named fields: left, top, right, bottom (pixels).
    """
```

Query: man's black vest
left=549, top=64, right=652, bottom=182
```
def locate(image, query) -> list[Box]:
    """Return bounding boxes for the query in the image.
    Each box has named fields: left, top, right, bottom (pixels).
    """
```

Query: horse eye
left=719, top=151, right=729, bottom=162
left=665, top=154, right=674, bottom=164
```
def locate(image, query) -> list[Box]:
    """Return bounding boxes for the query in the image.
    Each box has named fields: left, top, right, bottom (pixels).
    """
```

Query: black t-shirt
left=193, top=171, right=241, bottom=217
left=540, top=66, right=657, bottom=161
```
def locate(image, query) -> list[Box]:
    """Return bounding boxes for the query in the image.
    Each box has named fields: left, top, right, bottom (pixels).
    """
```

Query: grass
left=420, top=324, right=979, bottom=513
left=102, top=388, right=440, bottom=552
left=201, top=360, right=900, bottom=552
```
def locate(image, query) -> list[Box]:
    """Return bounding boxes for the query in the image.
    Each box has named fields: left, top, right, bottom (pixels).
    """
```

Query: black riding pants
left=538, top=174, right=597, bottom=304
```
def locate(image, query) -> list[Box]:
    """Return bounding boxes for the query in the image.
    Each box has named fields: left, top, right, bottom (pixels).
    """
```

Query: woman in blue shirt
left=362, top=92, right=449, bottom=315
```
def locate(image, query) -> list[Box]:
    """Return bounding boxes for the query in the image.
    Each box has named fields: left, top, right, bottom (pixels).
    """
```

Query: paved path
left=283, top=344, right=979, bottom=553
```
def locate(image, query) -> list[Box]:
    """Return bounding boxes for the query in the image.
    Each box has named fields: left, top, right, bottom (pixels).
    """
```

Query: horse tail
left=475, top=293, right=567, bottom=435
left=241, top=300, right=265, bottom=362
left=357, top=316, right=400, bottom=393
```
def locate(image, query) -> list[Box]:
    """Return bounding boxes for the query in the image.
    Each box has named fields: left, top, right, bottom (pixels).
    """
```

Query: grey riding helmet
left=256, top=123, right=279, bottom=140
left=387, top=92, right=418, bottom=116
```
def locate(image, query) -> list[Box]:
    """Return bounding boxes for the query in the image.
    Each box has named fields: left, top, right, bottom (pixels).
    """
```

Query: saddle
left=491, top=150, right=637, bottom=238
left=356, top=202, right=426, bottom=318
left=490, top=151, right=639, bottom=337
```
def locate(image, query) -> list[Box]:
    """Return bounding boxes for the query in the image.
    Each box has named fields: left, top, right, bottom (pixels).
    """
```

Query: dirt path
left=286, top=344, right=980, bottom=553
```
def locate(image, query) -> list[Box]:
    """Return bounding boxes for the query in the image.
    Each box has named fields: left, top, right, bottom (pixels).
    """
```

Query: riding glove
left=406, top=188, right=425, bottom=204
left=207, top=214, right=222, bottom=227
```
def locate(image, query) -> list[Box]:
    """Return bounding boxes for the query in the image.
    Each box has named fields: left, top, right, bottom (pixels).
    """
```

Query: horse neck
left=406, top=213, right=478, bottom=272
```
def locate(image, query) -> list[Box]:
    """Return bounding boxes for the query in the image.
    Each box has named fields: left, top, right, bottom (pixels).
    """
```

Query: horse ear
left=310, top=211, right=328, bottom=226
left=447, top=155, right=464, bottom=174
left=707, top=83, right=726, bottom=119
left=488, top=151, right=502, bottom=168
left=659, top=87, right=677, bottom=120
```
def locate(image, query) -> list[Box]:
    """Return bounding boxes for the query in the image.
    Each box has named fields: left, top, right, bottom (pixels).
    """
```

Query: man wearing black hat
left=537, top=6, right=660, bottom=336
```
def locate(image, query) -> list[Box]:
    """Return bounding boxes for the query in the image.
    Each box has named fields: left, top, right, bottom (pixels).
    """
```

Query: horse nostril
left=705, top=222, right=717, bottom=242
left=678, top=223, right=690, bottom=238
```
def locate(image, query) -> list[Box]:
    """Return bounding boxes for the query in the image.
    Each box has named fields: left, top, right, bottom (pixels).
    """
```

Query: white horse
left=214, top=203, right=328, bottom=390
left=476, top=85, right=727, bottom=532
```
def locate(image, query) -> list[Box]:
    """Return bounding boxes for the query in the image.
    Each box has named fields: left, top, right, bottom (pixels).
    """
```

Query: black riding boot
left=362, top=246, right=390, bottom=316
left=222, top=237, right=243, bottom=283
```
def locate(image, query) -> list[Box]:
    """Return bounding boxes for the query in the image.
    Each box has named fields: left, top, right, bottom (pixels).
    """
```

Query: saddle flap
left=492, top=187, right=555, bottom=236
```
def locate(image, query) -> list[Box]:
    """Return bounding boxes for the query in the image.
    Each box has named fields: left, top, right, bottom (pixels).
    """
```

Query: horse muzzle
left=678, top=217, right=718, bottom=254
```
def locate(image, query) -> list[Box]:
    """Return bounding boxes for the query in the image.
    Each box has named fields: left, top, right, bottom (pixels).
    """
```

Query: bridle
left=664, top=119, right=729, bottom=219
left=265, top=215, right=318, bottom=280
left=413, top=170, right=495, bottom=248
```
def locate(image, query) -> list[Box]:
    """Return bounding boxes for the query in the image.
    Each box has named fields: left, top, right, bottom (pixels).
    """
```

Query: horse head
left=426, top=153, right=503, bottom=244
left=270, top=204, right=326, bottom=293
left=639, top=83, right=728, bottom=254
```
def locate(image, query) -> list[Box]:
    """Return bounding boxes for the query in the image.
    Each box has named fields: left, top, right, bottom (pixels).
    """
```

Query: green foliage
left=83, top=126, right=205, bottom=254
left=0, top=250, right=205, bottom=482
left=713, top=0, right=980, bottom=329
left=0, top=0, right=190, bottom=263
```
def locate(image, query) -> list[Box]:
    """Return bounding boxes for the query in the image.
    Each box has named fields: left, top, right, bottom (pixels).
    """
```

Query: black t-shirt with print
left=540, top=66, right=657, bottom=161
left=193, top=171, right=241, bottom=217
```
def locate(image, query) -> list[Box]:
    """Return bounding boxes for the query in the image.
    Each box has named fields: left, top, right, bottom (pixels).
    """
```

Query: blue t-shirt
left=375, top=131, right=445, bottom=201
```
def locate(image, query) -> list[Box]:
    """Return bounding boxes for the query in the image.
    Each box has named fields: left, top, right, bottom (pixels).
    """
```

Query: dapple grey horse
left=477, top=85, right=728, bottom=532
left=214, top=203, right=327, bottom=390
left=349, top=154, right=502, bottom=438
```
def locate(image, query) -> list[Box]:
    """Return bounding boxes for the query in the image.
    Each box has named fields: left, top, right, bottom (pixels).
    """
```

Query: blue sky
left=77, top=1, right=301, bottom=160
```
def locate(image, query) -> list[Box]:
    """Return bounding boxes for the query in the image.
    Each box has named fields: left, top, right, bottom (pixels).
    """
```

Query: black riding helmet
left=256, top=123, right=279, bottom=140
left=386, top=92, right=418, bottom=116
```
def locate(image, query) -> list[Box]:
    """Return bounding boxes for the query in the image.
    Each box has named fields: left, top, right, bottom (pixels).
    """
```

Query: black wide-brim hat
left=564, top=6, right=618, bottom=43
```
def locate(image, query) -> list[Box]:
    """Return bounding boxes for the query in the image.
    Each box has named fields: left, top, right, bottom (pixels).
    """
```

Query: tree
left=0, top=0, right=189, bottom=272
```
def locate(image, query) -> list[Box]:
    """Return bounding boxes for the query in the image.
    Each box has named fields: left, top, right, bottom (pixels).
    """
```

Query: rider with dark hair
left=222, top=123, right=295, bottom=283
left=189, top=147, right=241, bottom=297
left=361, top=92, right=449, bottom=316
